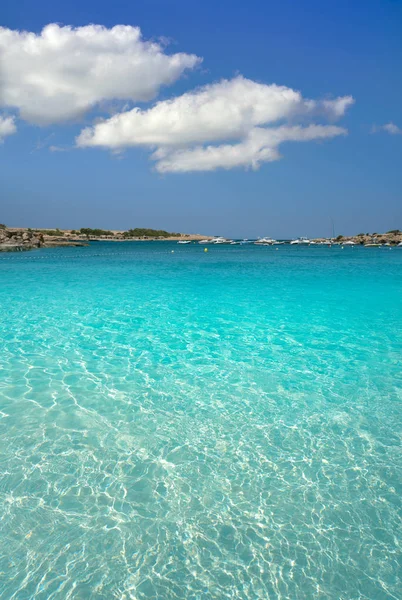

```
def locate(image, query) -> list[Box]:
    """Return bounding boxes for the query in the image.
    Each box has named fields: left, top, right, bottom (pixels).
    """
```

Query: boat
left=177, top=240, right=191, bottom=244
left=343, top=240, right=356, bottom=246
left=290, top=237, right=311, bottom=245
left=212, top=237, right=231, bottom=244
left=198, top=239, right=211, bottom=244
left=255, top=237, right=277, bottom=245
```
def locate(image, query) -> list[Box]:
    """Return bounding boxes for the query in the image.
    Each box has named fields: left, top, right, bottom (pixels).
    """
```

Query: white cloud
left=322, top=97, right=354, bottom=118
left=372, top=122, right=402, bottom=135
left=0, top=23, right=354, bottom=171
left=0, top=23, right=201, bottom=125
left=49, top=145, right=69, bottom=152
left=0, top=116, right=17, bottom=142
left=154, top=125, right=347, bottom=173
left=77, top=76, right=353, bottom=172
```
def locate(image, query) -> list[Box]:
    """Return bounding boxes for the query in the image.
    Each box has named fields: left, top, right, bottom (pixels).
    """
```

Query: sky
left=1, top=0, right=401, bottom=238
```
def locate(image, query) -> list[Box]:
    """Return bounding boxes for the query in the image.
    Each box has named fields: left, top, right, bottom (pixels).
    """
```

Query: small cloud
left=49, top=145, right=69, bottom=152
left=31, top=132, right=54, bottom=153
left=372, top=122, right=402, bottom=135
left=0, top=115, right=17, bottom=142
left=383, top=122, right=402, bottom=135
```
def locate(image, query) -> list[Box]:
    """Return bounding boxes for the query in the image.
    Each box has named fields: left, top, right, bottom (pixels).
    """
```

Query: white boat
left=198, top=239, right=211, bottom=244
left=255, top=237, right=276, bottom=245
left=398, top=242, right=402, bottom=247
left=343, top=240, right=356, bottom=245
left=212, top=237, right=230, bottom=244
left=290, top=237, right=310, bottom=245
left=177, top=240, right=191, bottom=244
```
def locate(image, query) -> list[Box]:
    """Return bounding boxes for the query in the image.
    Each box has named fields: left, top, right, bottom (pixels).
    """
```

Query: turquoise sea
left=0, top=242, right=401, bottom=600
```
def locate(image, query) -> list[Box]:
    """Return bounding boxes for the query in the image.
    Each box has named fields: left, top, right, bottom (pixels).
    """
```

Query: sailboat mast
left=330, top=217, right=335, bottom=239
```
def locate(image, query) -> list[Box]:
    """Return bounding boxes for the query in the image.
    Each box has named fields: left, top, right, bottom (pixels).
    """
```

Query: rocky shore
left=313, top=230, right=402, bottom=246
left=0, top=227, right=211, bottom=252
left=0, top=228, right=88, bottom=251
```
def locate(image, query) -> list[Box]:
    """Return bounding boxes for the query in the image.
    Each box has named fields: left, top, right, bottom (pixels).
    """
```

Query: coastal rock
left=0, top=228, right=45, bottom=251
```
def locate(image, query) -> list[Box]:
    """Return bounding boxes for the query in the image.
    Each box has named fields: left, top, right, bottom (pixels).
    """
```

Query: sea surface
left=0, top=242, right=401, bottom=600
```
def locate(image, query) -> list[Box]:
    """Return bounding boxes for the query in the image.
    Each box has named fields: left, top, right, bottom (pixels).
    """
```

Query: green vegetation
left=387, top=229, right=401, bottom=234
left=336, top=235, right=343, bottom=241
left=357, top=233, right=365, bottom=236
left=0, top=224, right=6, bottom=230
left=41, top=229, right=64, bottom=236
left=79, top=228, right=114, bottom=237
left=122, top=228, right=181, bottom=238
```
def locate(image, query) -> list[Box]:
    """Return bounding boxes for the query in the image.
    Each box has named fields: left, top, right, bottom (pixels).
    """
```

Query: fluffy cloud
left=372, top=122, right=402, bottom=135
left=0, top=24, right=201, bottom=125
left=153, top=125, right=347, bottom=173
left=77, top=76, right=353, bottom=172
left=0, top=23, right=354, bottom=171
left=0, top=116, right=17, bottom=142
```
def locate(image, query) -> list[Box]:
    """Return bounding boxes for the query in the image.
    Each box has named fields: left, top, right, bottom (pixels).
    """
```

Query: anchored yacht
left=212, top=237, right=231, bottom=244
left=255, top=237, right=277, bottom=245
left=290, top=237, right=311, bottom=245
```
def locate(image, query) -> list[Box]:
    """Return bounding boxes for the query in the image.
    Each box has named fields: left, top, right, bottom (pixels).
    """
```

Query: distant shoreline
left=0, top=227, right=213, bottom=251
left=1, top=226, right=401, bottom=251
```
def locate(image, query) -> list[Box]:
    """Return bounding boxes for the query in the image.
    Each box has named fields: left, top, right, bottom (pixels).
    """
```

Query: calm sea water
left=0, top=242, right=401, bottom=600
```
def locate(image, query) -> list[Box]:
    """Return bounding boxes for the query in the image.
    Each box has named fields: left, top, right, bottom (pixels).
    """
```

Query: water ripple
left=0, top=243, right=401, bottom=599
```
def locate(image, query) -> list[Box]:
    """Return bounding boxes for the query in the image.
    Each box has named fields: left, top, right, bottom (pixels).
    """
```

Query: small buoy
left=204, top=248, right=208, bottom=252
left=171, top=250, right=174, bottom=253
left=276, top=248, right=278, bottom=250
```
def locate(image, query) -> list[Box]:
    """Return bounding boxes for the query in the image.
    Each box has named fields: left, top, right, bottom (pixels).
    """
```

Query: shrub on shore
left=41, top=229, right=64, bottom=236
left=79, top=228, right=114, bottom=237
left=122, top=228, right=181, bottom=238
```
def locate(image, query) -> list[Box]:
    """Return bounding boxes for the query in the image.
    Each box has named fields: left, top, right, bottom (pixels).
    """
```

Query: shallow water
left=0, top=242, right=401, bottom=599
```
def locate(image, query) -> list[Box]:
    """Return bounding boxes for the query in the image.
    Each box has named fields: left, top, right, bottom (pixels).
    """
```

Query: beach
left=1, top=242, right=401, bottom=599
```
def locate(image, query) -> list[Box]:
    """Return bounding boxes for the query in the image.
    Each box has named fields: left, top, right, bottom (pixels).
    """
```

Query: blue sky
left=1, top=0, right=401, bottom=238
